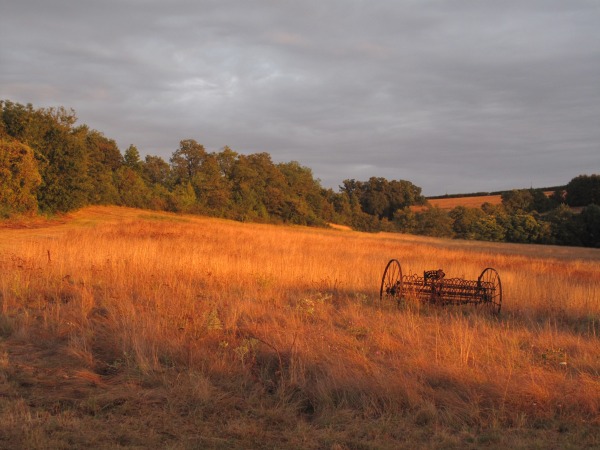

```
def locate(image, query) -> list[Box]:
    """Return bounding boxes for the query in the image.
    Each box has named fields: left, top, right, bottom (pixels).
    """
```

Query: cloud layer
left=2, top=0, right=599, bottom=195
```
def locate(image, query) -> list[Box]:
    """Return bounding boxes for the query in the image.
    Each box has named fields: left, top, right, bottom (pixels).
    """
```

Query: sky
left=1, top=1, right=599, bottom=196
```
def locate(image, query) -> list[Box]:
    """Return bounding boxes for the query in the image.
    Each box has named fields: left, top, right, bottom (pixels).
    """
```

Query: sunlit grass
left=0, top=206, right=598, bottom=448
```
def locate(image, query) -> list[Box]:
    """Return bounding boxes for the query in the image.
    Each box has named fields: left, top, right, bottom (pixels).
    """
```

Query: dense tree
left=142, top=155, right=171, bottom=186
left=544, top=204, right=582, bottom=246
left=327, top=188, right=353, bottom=226
left=504, top=214, right=546, bottom=243
left=278, top=161, right=325, bottom=225
left=124, top=145, right=143, bottom=173
left=449, top=206, right=486, bottom=239
left=1, top=101, right=92, bottom=212
left=339, top=179, right=362, bottom=210
left=502, top=188, right=560, bottom=214
left=357, top=177, right=389, bottom=218
left=578, top=204, right=600, bottom=247
left=170, top=139, right=207, bottom=187
left=83, top=128, right=122, bottom=205
left=393, top=208, right=417, bottom=233
left=501, top=189, right=534, bottom=213
left=0, top=101, right=50, bottom=150
left=37, top=117, right=92, bottom=212
left=0, top=138, right=41, bottom=216
left=530, top=189, right=559, bottom=213
left=168, top=182, right=197, bottom=213
left=414, top=207, right=453, bottom=237
left=114, top=166, right=152, bottom=209
left=195, top=153, right=232, bottom=215
left=216, top=146, right=238, bottom=179
left=449, top=206, right=506, bottom=241
left=355, top=177, right=425, bottom=220
left=565, top=174, right=600, bottom=207
left=472, top=215, right=506, bottom=242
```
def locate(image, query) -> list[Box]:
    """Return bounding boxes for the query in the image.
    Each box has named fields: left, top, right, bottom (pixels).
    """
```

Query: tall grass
left=1, top=206, right=599, bottom=448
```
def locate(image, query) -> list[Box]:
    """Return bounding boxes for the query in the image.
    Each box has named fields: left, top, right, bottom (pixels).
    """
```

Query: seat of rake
left=379, top=259, right=502, bottom=314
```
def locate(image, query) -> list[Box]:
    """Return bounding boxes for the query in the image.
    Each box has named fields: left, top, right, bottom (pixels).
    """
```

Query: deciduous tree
left=0, top=138, right=41, bottom=216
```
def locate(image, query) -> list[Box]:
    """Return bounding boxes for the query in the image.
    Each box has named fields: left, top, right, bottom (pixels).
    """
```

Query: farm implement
left=379, top=259, right=502, bottom=314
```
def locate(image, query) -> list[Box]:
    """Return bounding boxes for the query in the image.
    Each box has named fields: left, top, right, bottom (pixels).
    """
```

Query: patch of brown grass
left=0, top=206, right=599, bottom=448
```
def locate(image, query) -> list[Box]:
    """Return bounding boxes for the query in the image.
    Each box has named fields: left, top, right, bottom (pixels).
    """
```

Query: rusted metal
left=379, top=259, right=502, bottom=314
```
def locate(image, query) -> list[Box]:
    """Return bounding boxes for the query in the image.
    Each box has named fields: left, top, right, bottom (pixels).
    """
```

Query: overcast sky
left=1, top=1, right=599, bottom=195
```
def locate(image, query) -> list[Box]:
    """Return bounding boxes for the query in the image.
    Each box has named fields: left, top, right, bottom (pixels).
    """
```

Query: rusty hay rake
left=379, top=259, right=502, bottom=314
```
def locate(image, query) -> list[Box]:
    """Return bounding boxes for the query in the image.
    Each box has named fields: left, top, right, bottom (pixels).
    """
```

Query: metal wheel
left=477, top=268, right=502, bottom=314
left=380, top=259, right=403, bottom=305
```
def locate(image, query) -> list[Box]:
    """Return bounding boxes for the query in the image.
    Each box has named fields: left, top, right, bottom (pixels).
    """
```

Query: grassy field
left=426, top=195, right=504, bottom=210
left=424, top=191, right=555, bottom=211
left=0, top=206, right=599, bottom=449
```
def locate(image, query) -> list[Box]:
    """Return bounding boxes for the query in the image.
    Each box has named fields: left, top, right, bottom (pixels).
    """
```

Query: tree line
left=393, top=182, right=600, bottom=247
left=1, top=100, right=598, bottom=247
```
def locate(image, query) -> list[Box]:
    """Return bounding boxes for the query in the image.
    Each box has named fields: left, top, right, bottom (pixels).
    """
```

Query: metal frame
left=380, top=259, right=502, bottom=314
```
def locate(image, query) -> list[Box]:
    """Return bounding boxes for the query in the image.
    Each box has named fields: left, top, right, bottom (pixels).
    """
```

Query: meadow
left=424, top=191, right=555, bottom=211
left=425, top=194, right=504, bottom=210
left=0, top=206, right=599, bottom=449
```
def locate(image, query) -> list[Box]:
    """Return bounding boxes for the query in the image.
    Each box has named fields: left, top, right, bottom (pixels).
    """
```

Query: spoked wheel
left=477, top=268, right=502, bottom=314
left=380, top=259, right=403, bottom=306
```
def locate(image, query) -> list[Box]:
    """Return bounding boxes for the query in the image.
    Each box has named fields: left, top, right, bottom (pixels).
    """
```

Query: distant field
left=0, top=206, right=599, bottom=449
left=421, top=191, right=555, bottom=211
left=424, top=194, right=503, bottom=210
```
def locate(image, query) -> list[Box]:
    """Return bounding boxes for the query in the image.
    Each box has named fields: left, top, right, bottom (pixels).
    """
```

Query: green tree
left=170, top=139, right=207, bottom=187
left=229, top=153, right=284, bottom=222
left=0, top=101, right=50, bottom=150
left=168, top=182, right=197, bottom=213
left=414, top=207, right=453, bottom=237
left=83, top=128, right=122, bottom=205
left=216, top=146, right=238, bottom=179
left=114, top=167, right=152, bottom=209
left=278, top=161, right=325, bottom=225
left=327, top=189, right=353, bottom=225
left=196, top=152, right=232, bottom=215
left=449, top=206, right=485, bottom=239
left=501, top=189, right=534, bottom=213
left=124, top=145, right=143, bottom=173
left=393, top=207, right=417, bottom=233
left=471, top=215, right=506, bottom=242
left=1, top=101, right=92, bottom=212
left=37, top=115, right=92, bottom=212
left=544, top=204, right=582, bottom=246
left=142, top=155, right=171, bottom=186
left=565, top=174, right=600, bottom=207
left=578, top=204, right=600, bottom=247
left=357, top=177, right=425, bottom=220
left=0, top=138, right=41, bottom=216
left=530, top=189, right=558, bottom=213
left=505, top=214, right=545, bottom=243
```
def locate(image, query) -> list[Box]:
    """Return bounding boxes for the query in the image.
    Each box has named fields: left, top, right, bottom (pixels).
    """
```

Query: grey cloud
left=1, top=0, right=599, bottom=195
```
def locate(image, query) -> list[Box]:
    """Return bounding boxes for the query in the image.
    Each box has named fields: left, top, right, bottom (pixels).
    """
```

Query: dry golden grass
left=422, top=191, right=555, bottom=211
left=0, top=206, right=599, bottom=449
left=425, top=195, right=503, bottom=210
